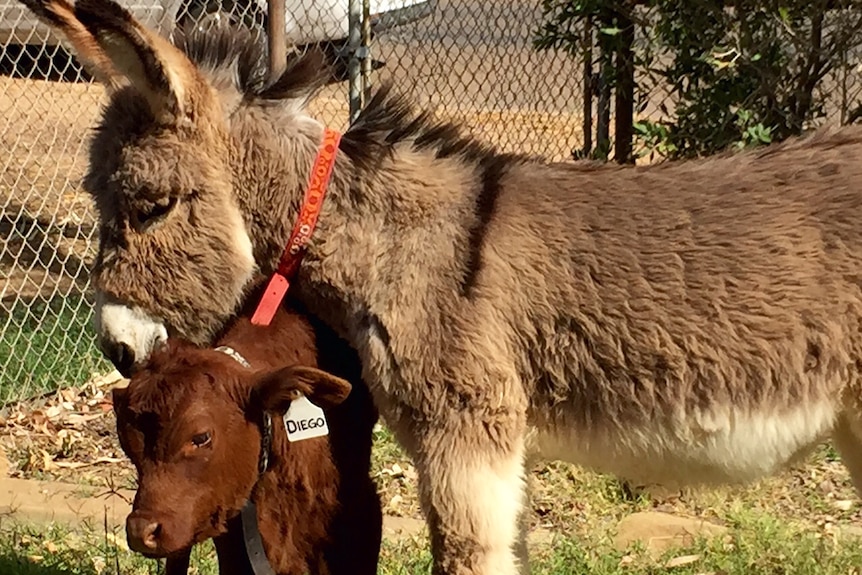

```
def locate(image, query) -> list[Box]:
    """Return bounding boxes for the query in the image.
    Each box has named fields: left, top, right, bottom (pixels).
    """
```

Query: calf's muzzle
left=126, top=511, right=164, bottom=555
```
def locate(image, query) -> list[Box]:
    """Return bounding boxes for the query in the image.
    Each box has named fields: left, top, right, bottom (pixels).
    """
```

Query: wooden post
left=348, top=0, right=363, bottom=123
left=267, top=0, right=286, bottom=82
left=594, top=5, right=615, bottom=161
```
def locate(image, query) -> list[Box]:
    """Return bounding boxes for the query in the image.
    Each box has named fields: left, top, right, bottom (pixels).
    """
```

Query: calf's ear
left=253, top=366, right=352, bottom=412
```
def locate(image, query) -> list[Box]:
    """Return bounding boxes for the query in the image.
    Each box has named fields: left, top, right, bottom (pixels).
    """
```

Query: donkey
left=19, top=0, right=862, bottom=573
left=112, top=287, right=382, bottom=575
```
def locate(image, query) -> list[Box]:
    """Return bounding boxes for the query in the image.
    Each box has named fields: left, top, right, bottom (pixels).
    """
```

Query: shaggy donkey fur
left=18, top=0, right=862, bottom=573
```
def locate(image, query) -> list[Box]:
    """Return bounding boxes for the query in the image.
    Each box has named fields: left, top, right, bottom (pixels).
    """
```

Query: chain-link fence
left=368, top=0, right=584, bottom=160
left=2, top=0, right=862, bottom=407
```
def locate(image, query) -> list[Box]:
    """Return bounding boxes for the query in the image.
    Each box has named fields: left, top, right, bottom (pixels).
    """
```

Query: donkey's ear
left=17, top=0, right=122, bottom=90
left=253, top=366, right=352, bottom=412
left=71, top=0, right=197, bottom=122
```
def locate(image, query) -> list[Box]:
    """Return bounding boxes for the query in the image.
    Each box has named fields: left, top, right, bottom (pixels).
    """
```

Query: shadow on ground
left=0, top=46, right=89, bottom=83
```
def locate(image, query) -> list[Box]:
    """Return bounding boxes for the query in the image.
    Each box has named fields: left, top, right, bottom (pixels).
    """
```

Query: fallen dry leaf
left=52, top=461, right=88, bottom=469
left=665, top=554, right=702, bottom=568
left=93, top=456, right=125, bottom=464
left=66, top=413, right=104, bottom=426
left=41, top=450, right=55, bottom=471
left=618, top=555, right=635, bottom=567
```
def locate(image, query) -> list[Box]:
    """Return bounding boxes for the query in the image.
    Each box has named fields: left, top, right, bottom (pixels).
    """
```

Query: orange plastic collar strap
left=250, top=127, right=341, bottom=326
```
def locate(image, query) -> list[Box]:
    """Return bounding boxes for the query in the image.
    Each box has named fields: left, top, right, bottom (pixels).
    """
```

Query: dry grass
left=0, top=76, right=100, bottom=225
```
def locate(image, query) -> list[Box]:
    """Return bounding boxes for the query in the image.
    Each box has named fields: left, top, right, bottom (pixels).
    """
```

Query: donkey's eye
left=191, top=431, right=212, bottom=448
left=134, top=197, right=177, bottom=230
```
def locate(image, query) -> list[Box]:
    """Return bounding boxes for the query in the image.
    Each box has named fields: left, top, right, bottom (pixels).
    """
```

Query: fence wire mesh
left=370, top=0, right=584, bottom=161
left=1, top=0, right=862, bottom=407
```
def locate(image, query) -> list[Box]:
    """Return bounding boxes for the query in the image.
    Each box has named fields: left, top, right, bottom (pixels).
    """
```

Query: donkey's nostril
left=105, top=341, right=136, bottom=378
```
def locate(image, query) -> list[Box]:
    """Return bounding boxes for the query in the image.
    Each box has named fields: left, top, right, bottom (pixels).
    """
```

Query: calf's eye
left=191, top=432, right=212, bottom=448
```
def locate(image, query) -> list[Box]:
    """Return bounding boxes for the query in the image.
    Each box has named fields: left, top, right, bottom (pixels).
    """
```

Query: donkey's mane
left=174, top=23, right=523, bottom=171
left=340, top=84, right=525, bottom=170
left=173, top=23, right=331, bottom=102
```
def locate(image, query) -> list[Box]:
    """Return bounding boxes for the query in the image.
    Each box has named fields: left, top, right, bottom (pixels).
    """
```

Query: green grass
left=0, top=520, right=215, bottom=575
left=0, top=294, right=108, bottom=405
left=1, top=508, right=862, bottom=575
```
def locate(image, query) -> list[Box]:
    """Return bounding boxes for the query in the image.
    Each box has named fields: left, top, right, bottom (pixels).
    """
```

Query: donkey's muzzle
left=102, top=339, right=136, bottom=378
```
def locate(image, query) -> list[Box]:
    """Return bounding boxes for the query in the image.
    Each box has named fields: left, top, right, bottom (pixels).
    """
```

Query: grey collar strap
left=209, top=344, right=276, bottom=575
left=215, top=345, right=251, bottom=369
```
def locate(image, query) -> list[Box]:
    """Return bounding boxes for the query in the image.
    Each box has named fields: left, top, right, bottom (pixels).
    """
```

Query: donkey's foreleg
left=414, top=411, right=528, bottom=575
left=832, top=412, right=862, bottom=495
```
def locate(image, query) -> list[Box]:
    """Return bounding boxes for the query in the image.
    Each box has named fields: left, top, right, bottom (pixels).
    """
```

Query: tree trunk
left=613, top=4, right=635, bottom=164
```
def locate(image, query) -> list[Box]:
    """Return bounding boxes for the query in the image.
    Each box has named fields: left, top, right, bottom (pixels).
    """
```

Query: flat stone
left=614, top=511, right=727, bottom=558
left=837, top=524, right=862, bottom=541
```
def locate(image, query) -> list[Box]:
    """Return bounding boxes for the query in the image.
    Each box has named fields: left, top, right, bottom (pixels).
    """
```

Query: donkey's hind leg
left=831, top=412, right=862, bottom=495
left=413, top=412, right=528, bottom=575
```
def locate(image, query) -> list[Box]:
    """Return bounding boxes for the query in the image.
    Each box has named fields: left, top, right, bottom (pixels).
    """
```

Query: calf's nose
left=127, top=514, right=161, bottom=554
left=102, top=339, right=136, bottom=378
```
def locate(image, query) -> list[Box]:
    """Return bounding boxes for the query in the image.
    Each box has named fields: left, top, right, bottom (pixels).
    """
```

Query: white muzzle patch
left=94, top=290, right=168, bottom=371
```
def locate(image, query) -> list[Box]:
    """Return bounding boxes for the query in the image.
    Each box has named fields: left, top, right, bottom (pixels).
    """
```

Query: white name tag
left=283, top=395, right=329, bottom=442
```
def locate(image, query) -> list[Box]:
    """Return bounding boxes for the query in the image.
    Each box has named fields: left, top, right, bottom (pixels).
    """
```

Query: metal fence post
left=361, top=0, right=372, bottom=104
left=267, top=0, right=287, bottom=82
left=348, top=0, right=363, bottom=124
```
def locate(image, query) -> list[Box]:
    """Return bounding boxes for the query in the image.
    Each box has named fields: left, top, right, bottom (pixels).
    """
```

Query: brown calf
left=111, top=294, right=382, bottom=575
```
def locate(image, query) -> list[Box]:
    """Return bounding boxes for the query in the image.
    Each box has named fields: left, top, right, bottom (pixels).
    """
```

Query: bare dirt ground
left=0, top=76, right=101, bottom=302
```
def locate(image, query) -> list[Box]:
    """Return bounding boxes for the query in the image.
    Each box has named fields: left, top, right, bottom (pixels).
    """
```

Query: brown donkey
left=19, top=0, right=862, bottom=572
left=112, top=290, right=382, bottom=575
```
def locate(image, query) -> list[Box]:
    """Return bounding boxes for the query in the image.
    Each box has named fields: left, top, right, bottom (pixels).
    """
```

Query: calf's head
left=111, top=339, right=351, bottom=557
left=18, top=0, right=330, bottom=375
